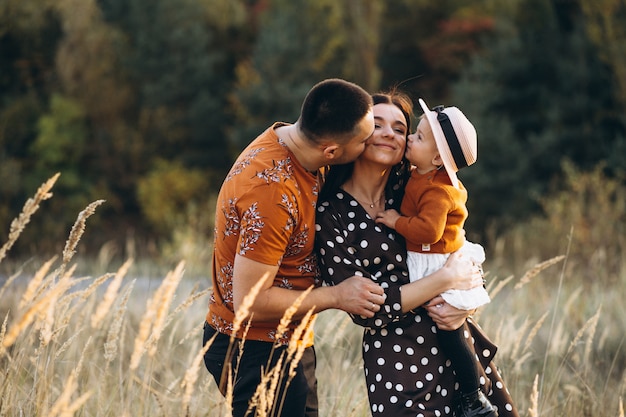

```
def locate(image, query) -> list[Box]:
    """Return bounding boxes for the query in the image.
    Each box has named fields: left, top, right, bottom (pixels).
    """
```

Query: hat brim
left=418, top=98, right=460, bottom=189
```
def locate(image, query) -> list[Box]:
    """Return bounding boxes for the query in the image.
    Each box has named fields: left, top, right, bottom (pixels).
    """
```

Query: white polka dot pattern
left=315, top=190, right=519, bottom=416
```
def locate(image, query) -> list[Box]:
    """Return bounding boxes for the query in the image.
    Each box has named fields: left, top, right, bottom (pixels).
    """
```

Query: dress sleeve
left=315, top=196, right=411, bottom=329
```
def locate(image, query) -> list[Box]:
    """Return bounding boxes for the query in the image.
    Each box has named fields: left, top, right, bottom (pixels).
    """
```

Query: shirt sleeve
left=236, top=183, right=295, bottom=266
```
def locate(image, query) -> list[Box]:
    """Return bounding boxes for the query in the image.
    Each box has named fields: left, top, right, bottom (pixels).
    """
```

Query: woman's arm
left=399, top=251, right=483, bottom=313
left=316, top=197, right=481, bottom=327
left=316, top=201, right=407, bottom=328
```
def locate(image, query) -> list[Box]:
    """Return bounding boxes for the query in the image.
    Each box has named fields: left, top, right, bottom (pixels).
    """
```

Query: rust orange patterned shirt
left=207, top=123, right=319, bottom=344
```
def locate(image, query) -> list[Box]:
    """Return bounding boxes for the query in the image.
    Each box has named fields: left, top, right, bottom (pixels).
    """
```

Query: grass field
left=1, top=170, right=625, bottom=417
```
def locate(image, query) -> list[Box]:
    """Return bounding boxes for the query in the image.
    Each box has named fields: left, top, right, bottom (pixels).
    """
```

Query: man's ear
left=322, top=144, right=340, bottom=161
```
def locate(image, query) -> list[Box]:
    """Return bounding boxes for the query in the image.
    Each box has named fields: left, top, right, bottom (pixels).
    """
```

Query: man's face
left=331, top=108, right=375, bottom=165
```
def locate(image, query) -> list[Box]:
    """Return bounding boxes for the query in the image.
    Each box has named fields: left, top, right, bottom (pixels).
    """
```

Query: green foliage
left=136, top=160, right=210, bottom=235
left=1, top=0, right=626, bottom=256
left=229, top=0, right=382, bottom=150
left=112, top=0, right=242, bottom=172
left=0, top=95, right=45, bottom=236
left=487, top=161, right=626, bottom=280
left=377, top=0, right=495, bottom=98
left=32, top=95, right=86, bottom=177
left=453, top=0, right=626, bottom=237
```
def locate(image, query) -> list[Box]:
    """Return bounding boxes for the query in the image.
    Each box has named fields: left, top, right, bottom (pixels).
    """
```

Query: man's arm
left=232, top=254, right=385, bottom=322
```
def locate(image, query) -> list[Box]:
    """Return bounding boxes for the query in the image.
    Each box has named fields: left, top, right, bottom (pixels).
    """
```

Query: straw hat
left=418, top=98, right=477, bottom=189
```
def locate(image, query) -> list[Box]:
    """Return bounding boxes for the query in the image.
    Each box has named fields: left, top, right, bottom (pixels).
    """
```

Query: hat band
left=436, top=109, right=467, bottom=170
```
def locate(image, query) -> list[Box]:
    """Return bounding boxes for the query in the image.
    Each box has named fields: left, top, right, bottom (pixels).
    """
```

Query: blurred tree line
left=1, top=0, right=624, bottom=259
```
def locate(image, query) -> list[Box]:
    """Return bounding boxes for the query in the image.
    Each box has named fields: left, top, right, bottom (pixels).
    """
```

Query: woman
left=315, top=91, right=519, bottom=417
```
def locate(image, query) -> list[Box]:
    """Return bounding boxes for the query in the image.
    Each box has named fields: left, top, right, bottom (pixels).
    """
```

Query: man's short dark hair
left=299, top=78, right=373, bottom=144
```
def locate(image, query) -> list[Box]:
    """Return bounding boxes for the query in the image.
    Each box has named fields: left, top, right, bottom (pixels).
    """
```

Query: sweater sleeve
left=394, top=185, right=454, bottom=248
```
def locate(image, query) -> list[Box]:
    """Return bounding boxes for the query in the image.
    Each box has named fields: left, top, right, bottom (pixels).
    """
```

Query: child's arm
left=377, top=187, right=452, bottom=246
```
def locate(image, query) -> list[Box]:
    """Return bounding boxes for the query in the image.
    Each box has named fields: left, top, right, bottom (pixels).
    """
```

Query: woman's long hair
left=319, top=89, right=414, bottom=210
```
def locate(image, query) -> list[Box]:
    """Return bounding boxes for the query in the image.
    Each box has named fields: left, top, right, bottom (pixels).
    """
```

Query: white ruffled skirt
left=406, top=240, right=490, bottom=310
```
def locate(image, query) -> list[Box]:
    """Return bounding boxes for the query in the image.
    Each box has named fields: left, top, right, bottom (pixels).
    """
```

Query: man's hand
left=374, top=209, right=401, bottom=229
left=334, top=276, right=385, bottom=318
left=424, top=296, right=473, bottom=330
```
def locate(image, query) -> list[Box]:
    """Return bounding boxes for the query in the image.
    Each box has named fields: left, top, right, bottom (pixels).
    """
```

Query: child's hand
left=375, top=209, right=401, bottom=229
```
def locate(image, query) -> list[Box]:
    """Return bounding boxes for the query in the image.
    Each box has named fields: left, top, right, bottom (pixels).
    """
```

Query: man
left=203, top=79, right=386, bottom=417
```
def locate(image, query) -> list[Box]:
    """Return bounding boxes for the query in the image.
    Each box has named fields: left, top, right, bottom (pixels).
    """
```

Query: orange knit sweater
left=394, top=167, right=468, bottom=254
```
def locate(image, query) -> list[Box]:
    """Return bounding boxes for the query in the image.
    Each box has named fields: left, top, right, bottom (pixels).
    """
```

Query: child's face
left=405, top=118, right=440, bottom=173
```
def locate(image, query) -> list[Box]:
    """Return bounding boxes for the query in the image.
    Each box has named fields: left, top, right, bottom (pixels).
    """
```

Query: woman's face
left=359, top=103, right=408, bottom=167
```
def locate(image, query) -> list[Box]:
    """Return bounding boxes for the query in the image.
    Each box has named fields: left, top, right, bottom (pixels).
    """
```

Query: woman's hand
left=440, top=251, right=484, bottom=291
left=424, top=296, right=474, bottom=330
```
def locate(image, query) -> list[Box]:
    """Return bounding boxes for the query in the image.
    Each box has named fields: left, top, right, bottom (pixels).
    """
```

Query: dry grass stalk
left=246, top=354, right=284, bottom=417
left=78, top=273, right=113, bottom=302
left=619, top=397, right=624, bottom=417
left=528, top=373, right=539, bottom=417
left=61, top=199, right=106, bottom=266
left=178, top=321, right=205, bottom=346
left=129, top=283, right=155, bottom=369
left=508, top=317, right=531, bottom=362
left=46, top=372, right=93, bottom=417
left=0, top=173, right=60, bottom=265
left=266, top=360, right=283, bottom=416
left=514, top=255, right=566, bottom=289
left=485, top=274, right=514, bottom=301
left=46, top=373, right=77, bottom=417
left=566, top=305, right=601, bottom=358
left=2, top=270, right=73, bottom=350
left=523, top=311, right=550, bottom=355
left=39, top=292, right=57, bottom=347
left=18, top=257, right=57, bottom=309
left=271, top=314, right=317, bottom=415
left=0, top=313, right=8, bottom=351
left=74, top=336, right=92, bottom=378
left=146, top=261, right=185, bottom=356
left=231, top=271, right=272, bottom=337
left=49, top=336, right=92, bottom=417
left=583, top=306, right=601, bottom=364
left=0, top=269, right=23, bottom=302
left=105, top=279, right=135, bottom=363
left=224, top=320, right=253, bottom=416
left=130, top=261, right=184, bottom=369
left=224, top=367, right=234, bottom=417
left=287, top=312, right=316, bottom=381
left=180, top=334, right=216, bottom=416
left=170, top=286, right=210, bottom=320
left=256, top=292, right=316, bottom=417
left=276, top=285, right=313, bottom=343
left=55, top=328, right=84, bottom=359
left=39, top=264, right=78, bottom=347
left=56, top=274, right=112, bottom=329
left=58, top=391, right=92, bottom=417
left=91, top=258, right=133, bottom=329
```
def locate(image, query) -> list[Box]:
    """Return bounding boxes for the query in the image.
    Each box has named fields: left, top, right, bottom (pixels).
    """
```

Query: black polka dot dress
left=315, top=190, right=519, bottom=417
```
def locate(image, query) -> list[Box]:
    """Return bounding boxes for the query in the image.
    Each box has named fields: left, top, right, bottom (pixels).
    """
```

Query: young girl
left=375, top=98, right=496, bottom=417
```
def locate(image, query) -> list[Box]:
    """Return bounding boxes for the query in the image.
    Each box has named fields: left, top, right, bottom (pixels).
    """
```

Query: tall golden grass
left=1, top=169, right=625, bottom=416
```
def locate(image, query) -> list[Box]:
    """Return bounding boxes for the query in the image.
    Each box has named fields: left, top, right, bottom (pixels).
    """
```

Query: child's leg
left=437, top=322, right=479, bottom=395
